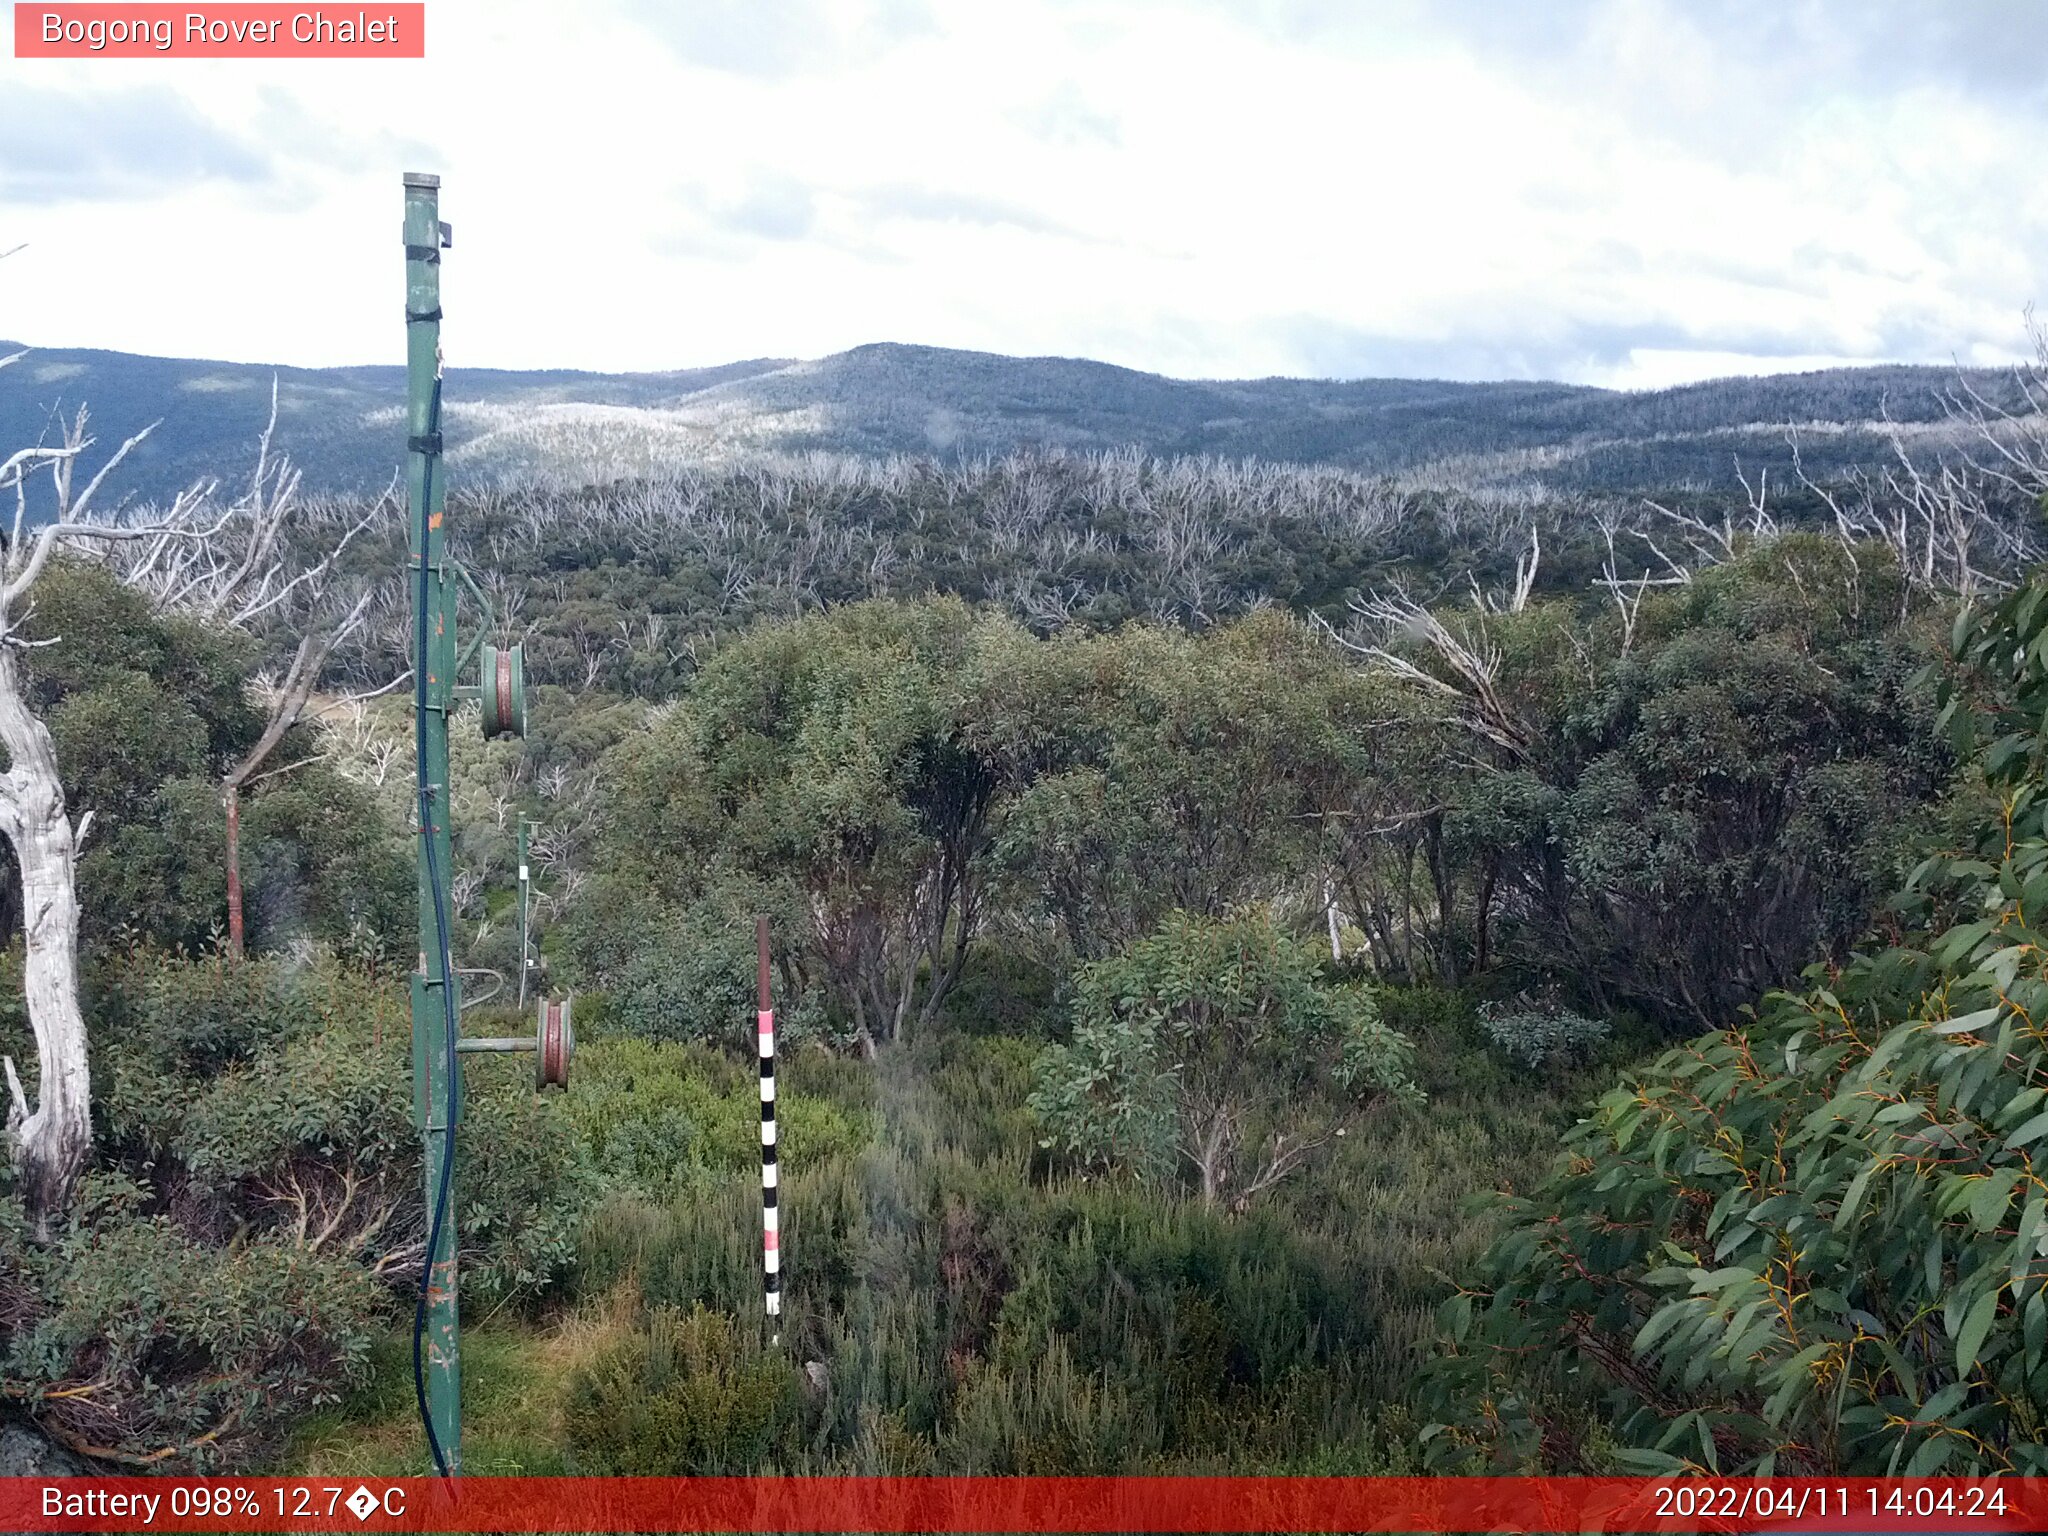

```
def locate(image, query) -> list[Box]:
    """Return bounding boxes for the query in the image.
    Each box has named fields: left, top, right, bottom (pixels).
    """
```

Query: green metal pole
left=403, top=170, right=461, bottom=1476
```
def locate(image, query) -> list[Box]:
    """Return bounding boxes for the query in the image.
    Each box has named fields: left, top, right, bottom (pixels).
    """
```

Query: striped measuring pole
left=756, top=916, right=780, bottom=1344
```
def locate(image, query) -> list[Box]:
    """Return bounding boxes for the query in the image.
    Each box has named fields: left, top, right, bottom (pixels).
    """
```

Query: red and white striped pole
left=757, top=916, right=780, bottom=1344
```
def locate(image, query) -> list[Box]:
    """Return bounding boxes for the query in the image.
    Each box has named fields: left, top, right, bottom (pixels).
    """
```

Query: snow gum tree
left=0, top=381, right=217, bottom=1237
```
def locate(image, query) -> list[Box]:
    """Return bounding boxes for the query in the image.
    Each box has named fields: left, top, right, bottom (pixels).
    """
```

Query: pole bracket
left=450, top=998, right=573, bottom=1090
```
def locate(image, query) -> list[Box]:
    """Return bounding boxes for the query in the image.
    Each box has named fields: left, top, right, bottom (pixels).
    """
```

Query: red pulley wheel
left=478, top=643, right=527, bottom=740
left=494, top=649, right=512, bottom=729
left=535, top=995, right=572, bottom=1091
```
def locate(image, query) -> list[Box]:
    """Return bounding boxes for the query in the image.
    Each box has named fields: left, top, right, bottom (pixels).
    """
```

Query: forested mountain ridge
left=0, top=336, right=2021, bottom=502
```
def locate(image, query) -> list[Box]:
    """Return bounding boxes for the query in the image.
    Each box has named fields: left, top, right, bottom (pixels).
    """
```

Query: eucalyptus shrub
left=1476, top=1000, right=1610, bottom=1071
left=1030, top=912, right=1420, bottom=1208
left=0, top=1176, right=378, bottom=1468
left=91, top=951, right=596, bottom=1306
left=1424, top=574, right=2048, bottom=1474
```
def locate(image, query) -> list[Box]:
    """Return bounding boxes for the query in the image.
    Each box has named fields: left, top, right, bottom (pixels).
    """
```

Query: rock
left=0, top=1418, right=88, bottom=1476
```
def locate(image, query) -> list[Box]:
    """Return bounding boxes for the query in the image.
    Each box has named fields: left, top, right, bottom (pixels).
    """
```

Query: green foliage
left=609, top=920, right=754, bottom=1048
left=603, top=598, right=1009, bottom=1045
left=0, top=951, right=600, bottom=1467
left=454, top=1056, right=606, bottom=1308
left=84, top=775, right=231, bottom=953
left=3, top=442, right=1987, bottom=1479
left=171, top=1004, right=414, bottom=1194
left=91, top=946, right=309, bottom=1084
left=22, top=563, right=260, bottom=758
left=5, top=560, right=410, bottom=957
left=584, top=560, right=1947, bottom=1048
left=49, top=671, right=210, bottom=814
left=1476, top=1000, right=1611, bottom=1071
left=0, top=1177, right=379, bottom=1468
left=1424, top=570, right=2048, bottom=1475
left=566, top=1036, right=871, bottom=1203
left=567, top=1039, right=1425, bottom=1474
left=582, top=888, right=835, bottom=1052
left=279, top=1001, right=1582, bottom=1478
left=239, top=766, right=413, bottom=963
left=973, top=610, right=1375, bottom=957
left=934, top=943, right=1062, bottom=1039
left=90, top=951, right=594, bottom=1308
left=563, top=1304, right=804, bottom=1474
left=1503, top=540, right=1945, bottom=1026
left=939, top=1335, right=1158, bottom=1472
left=555, top=871, right=668, bottom=987
left=1032, top=912, right=1419, bottom=1206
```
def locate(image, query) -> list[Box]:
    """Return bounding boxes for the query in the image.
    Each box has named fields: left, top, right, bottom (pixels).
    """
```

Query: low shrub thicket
left=1, top=949, right=600, bottom=1467
left=0, top=1175, right=379, bottom=1467
left=1475, top=1000, right=1611, bottom=1071
left=558, top=996, right=1574, bottom=1475
left=563, top=1304, right=804, bottom=1474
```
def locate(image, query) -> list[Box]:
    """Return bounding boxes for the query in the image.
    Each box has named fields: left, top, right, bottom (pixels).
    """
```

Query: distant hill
left=0, top=339, right=2017, bottom=505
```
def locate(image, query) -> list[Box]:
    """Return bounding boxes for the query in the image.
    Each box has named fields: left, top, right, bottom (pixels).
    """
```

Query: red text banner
left=13, top=4, right=425, bottom=57
left=0, top=1476, right=2043, bottom=1533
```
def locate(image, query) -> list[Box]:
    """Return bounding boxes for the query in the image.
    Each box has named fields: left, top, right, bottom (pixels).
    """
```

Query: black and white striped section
left=756, top=917, right=780, bottom=1340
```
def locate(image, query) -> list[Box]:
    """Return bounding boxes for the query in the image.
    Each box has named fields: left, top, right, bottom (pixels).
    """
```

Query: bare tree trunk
left=0, top=647, right=91, bottom=1239
left=1475, top=858, right=1497, bottom=972
left=1424, top=811, right=1458, bottom=985
left=1186, top=1102, right=1231, bottom=1208
left=224, top=780, right=244, bottom=958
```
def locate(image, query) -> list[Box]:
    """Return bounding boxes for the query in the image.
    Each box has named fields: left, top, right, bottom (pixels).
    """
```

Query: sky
left=5, top=0, right=2048, bottom=389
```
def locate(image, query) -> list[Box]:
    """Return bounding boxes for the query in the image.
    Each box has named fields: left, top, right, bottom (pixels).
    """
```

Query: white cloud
left=1, top=0, right=2043, bottom=386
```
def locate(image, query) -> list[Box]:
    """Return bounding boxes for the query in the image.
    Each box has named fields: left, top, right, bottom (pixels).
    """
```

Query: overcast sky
left=5, top=0, right=2048, bottom=388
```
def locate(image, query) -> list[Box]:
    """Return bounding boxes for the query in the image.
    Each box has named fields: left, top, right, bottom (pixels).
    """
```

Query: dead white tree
left=1789, top=409, right=2042, bottom=607
left=0, top=397, right=224, bottom=1236
left=1468, top=524, right=1542, bottom=615
left=1589, top=502, right=1686, bottom=653
left=1321, top=593, right=1533, bottom=763
left=330, top=695, right=403, bottom=788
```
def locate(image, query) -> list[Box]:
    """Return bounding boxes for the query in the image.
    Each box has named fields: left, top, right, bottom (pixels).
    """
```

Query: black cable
left=410, top=373, right=460, bottom=1482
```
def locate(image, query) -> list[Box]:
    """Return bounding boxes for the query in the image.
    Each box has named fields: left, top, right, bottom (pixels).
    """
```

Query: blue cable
left=409, top=374, right=459, bottom=1481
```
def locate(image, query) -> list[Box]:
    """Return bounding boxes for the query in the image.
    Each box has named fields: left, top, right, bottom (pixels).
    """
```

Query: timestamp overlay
left=0, top=1476, right=2043, bottom=1533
